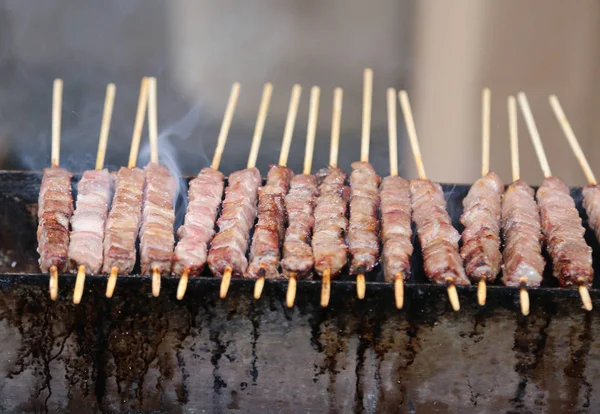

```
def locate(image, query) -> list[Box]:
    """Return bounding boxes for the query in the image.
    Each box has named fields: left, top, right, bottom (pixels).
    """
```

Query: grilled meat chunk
left=37, top=167, right=73, bottom=272
left=410, top=179, right=469, bottom=285
left=501, top=180, right=545, bottom=287
left=172, top=167, right=224, bottom=276
left=348, top=161, right=381, bottom=275
left=460, top=172, right=503, bottom=282
left=208, top=167, right=262, bottom=278
left=583, top=184, right=600, bottom=243
left=537, top=176, right=593, bottom=287
left=380, top=175, right=413, bottom=282
left=68, top=169, right=113, bottom=274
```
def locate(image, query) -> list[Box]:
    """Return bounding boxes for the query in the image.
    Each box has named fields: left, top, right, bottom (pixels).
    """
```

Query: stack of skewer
left=34, top=71, right=598, bottom=314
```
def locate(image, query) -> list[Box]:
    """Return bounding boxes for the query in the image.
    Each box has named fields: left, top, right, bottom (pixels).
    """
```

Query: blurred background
left=0, top=0, right=598, bottom=185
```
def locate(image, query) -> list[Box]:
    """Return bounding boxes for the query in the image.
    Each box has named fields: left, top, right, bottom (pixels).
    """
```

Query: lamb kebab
left=208, top=82, right=272, bottom=299
left=399, top=90, right=468, bottom=311
left=37, top=78, right=73, bottom=300
left=523, top=94, right=593, bottom=311
left=173, top=82, right=240, bottom=300
left=69, top=83, right=116, bottom=304
left=380, top=87, right=413, bottom=309
left=282, top=85, right=320, bottom=308
left=501, top=96, right=544, bottom=316
left=141, top=77, right=177, bottom=297
left=248, top=84, right=301, bottom=300
left=459, top=88, right=503, bottom=306
left=314, top=87, right=349, bottom=308
left=103, top=77, right=150, bottom=298
left=348, top=68, right=381, bottom=299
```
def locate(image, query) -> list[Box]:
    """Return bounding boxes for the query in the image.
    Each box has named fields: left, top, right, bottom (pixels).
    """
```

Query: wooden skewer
left=147, top=77, right=162, bottom=297
left=477, top=88, right=492, bottom=307
left=287, top=86, right=320, bottom=308
left=73, top=83, right=117, bottom=305
left=178, top=82, right=241, bottom=300
left=321, top=88, right=343, bottom=308
left=387, top=87, right=404, bottom=309
left=48, top=79, right=63, bottom=300
left=107, top=78, right=149, bottom=298
left=509, top=95, right=530, bottom=315
left=549, top=95, right=594, bottom=311
left=355, top=68, right=373, bottom=300
left=399, top=90, right=459, bottom=311
left=220, top=82, right=272, bottom=300
left=128, top=77, right=150, bottom=169
left=517, top=93, right=551, bottom=178
left=254, top=84, right=301, bottom=300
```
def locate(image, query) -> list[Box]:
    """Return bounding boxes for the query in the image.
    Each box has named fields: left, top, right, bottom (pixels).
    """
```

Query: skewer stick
left=128, top=77, right=150, bottom=168
left=49, top=79, right=63, bottom=299
left=517, top=92, right=552, bottom=178
left=106, top=267, right=118, bottom=298
left=394, top=273, right=404, bottom=309
left=253, top=272, right=265, bottom=300
left=321, top=88, right=343, bottom=308
left=211, top=82, right=241, bottom=171
left=329, top=88, right=343, bottom=168
left=510, top=96, right=530, bottom=315
left=477, top=88, right=492, bottom=306
left=247, top=82, right=273, bottom=169
left=400, top=90, right=459, bottom=311
left=95, top=83, right=116, bottom=170
left=73, top=83, right=117, bottom=304
left=152, top=268, right=161, bottom=297
left=355, top=69, right=373, bottom=299
left=220, top=83, right=272, bottom=299
left=178, top=83, right=241, bottom=300
left=387, top=88, right=399, bottom=177
left=287, top=86, right=320, bottom=308
left=148, top=77, right=159, bottom=164
left=49, top=266, right=58, bottom=301
left=549, top=95, right=597, bottom=185
left=51, top=79, right=63, bottom=168
left=399, top=90, right=427, bottom=180
left=549, top=96, right=594, bottom=311
left=508, top=96, right=520, bottom=182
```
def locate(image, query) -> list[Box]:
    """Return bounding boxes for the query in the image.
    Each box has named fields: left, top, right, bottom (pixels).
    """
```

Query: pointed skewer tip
left=177, top=268, right=190, bottom=300
left=254, top=275, right=265, bottom=300
left=447, top=282, right=460, bottom=312
left=106, top=267, right=118, bottom=298
left=356, top=273, right=366, bottom=300
left=220, top=267, right=232, bottom=299
left=73, top=265, right=86, bottom=305
left=321, top=269, right=331, bottom=308
left=519, top=278, right=530, bottom=316
left=578, top=279, right=593, bottom=311
left=286, top=273, right=297, bottom=308
left=394, top=273, right=404, bottom=309
left=477, top=279, right=487, bottom=306
left=152, top=267, right=161, bottom=297
left=49, top=265, right=58, bottom=301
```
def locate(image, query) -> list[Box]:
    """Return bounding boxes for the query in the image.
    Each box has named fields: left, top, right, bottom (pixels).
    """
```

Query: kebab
left=103, top=78, right=150, bottom=297
left=314, top=87, right=348, bottom=308
left=69, top=83, right=116, bottom=304
left=37, top=78, right=73, bottom=300
left=380, top=88, right=413, bottom=309
left=140, top=77, right=177, bottom=297
left=538, top=95, right=600, bottom=311
left=459, top=88, right=503, bottom=306
left=173, top=82, right=240, bottom=300
left=249, top=84, right=301, bottom=299
left=501, top=96, right=543, bottom=316
left=208, top=83, right=272, bottom=299
left=399, top=90, right=468, bottom=311
left=348, top=68, right=381, bottom=299
left=282, top=85, right=320, bottom=308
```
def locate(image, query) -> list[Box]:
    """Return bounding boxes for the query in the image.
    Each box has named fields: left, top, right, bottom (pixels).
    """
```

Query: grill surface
left=1, top=170, right=600, bottom=412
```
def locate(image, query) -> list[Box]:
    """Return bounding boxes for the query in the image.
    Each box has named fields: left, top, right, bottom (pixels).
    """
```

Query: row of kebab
left=36, top=70, right=600, bottom=314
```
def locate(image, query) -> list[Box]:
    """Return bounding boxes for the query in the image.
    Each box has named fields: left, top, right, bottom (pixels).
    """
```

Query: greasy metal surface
left=2, top=170, right=600, bottom=412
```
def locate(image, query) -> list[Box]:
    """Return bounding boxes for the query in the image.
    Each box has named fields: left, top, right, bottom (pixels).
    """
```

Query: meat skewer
left=314, top=87, right=348, bottom=308
left=103, top=78, right=150, bottom=298
left=502, top=96, right=541, bottom=315
left=283, top=86, right=320, bottom=308
left=546, top=95, right=593, bottom=310
left=208, top=82, right=272, bottom=299
left=249, top=84, right=300, bottom=299
left=173, top=82, right=240, bottom=300
left=460, top=88, right=503, bottom=306
left=348, top=68, right=381, bottom=299
left=381, top=88, right=413, bottom=309
left=69, top=83, right=116, bottom=304
left=519, top=93, right=593, bottom=311
left=141, top=77, right=177, bottom=297
left=38, top=78, right=73, bottom=300
left=399, top=90, right=467, bottom=311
